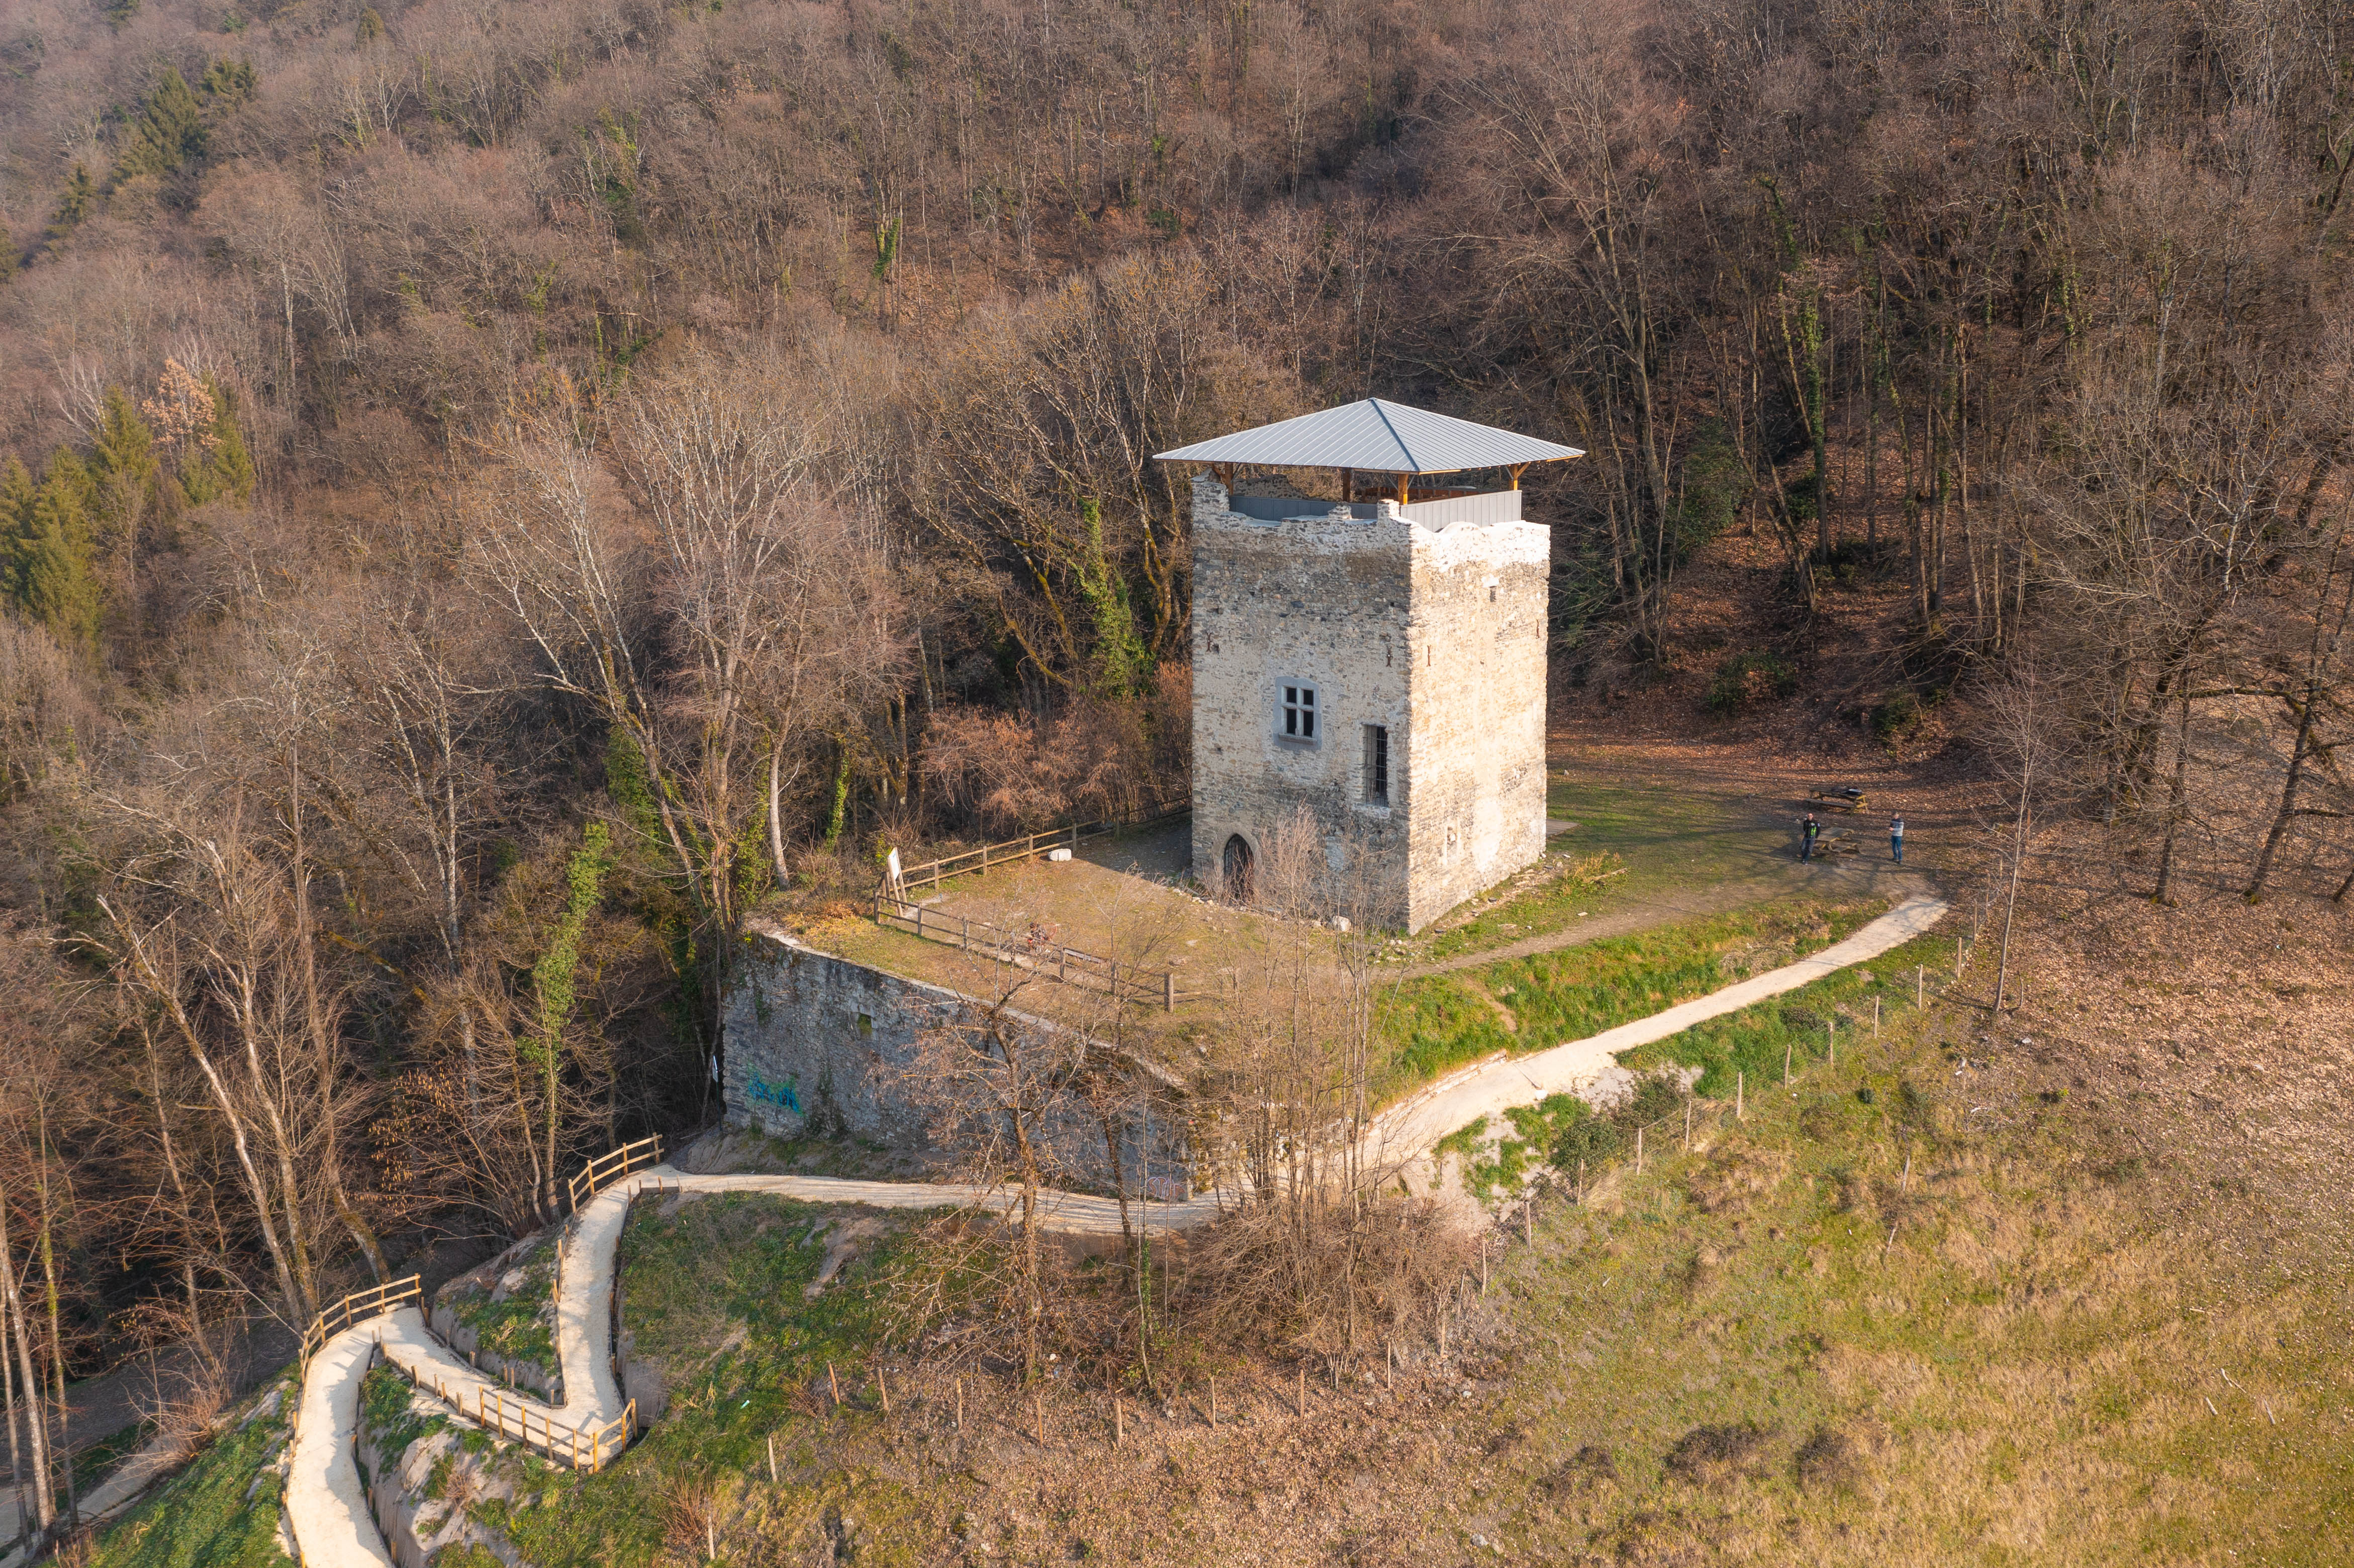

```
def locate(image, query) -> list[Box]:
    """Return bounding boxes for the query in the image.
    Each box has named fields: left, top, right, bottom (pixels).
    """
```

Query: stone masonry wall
left=721, top=930, right=964, bottom=1147
left=1188, top=474, right=1414, bottom=919
left=1187, top=472, right=1548, bottom=931
left=721, top=925, right=1188, bottom=1191
left=1400, top=502, right=1552, bottom=930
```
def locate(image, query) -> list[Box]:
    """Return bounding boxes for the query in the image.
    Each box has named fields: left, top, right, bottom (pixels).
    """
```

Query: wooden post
left=829, top=1363, right=841, bottom=1407
left=1209, top=1378, right=1217, bottom=1427
left=1165, top=971, right=1175, bottom=1012
left=1297, top=1365, right=1306, bottom=1417
left=1479, top=1237, right=1487, bottom=1293
left=878, top=1367, right=890, bottom=1414
left=1636, top=1124, right=1644, bottom=1174
left=1683, top=1101, right=1691, bottom=1151
left=1783, top=1041, right=1793, bottom=1085
left=1918, top=965, right=1925, bottom=1007
left=767, top=1433, right=778, bottom=1484
left=1576, top=1156, right=1584, bottom=1200
left=1737, top=1070, right=1744, bottom=1120
left=1060, top=948, right=1068, bottom=983
left=1830, top=1020, right=1836, bottom=1066
left=1115, top=1399, right=1124, bottom=1446
left=961, top=917, right=970, bottom=951
left=955, top=1378, right=964, bottom=1437
left=1524, top=1199, right=1534, bottom=1245
left=1034, top=1394, right=1045, bottom=1446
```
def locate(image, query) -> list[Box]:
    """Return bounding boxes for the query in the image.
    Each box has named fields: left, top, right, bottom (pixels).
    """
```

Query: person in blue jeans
left=1799, top=813, right=1821, bottom=862
left=1890, top=813, right=1905, bottom=863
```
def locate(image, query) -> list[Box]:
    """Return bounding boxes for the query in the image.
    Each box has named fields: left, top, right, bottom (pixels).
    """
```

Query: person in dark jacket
left=1890, top=813, right=1905, bottom=864
left=1799, top=813, right=1821, bottom=862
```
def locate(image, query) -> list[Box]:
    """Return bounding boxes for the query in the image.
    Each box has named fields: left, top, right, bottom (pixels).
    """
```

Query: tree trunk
left=2153, top=678, right=2194, bottom=905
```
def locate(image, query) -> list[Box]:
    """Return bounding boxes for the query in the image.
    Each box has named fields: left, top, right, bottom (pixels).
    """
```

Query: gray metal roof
left=1155, top=398, right=1583, bottom=474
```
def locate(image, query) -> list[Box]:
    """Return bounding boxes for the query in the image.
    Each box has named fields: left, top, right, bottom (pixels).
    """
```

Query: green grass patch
left=1377, top=895, right=1884, bottom=1097
left=470, top=1192, right=945, bottom=1568
left=1620, top=929, right=1949, bottom=1097
left=84, top=1369, right=298, bottom=1568
left=440, top=1230, right=560, bottom=1387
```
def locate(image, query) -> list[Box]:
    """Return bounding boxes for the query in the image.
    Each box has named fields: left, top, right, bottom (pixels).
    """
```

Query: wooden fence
left=566, top=1133, right=666, bottom=1214
left=870, top=896, right=1198, bottom=1011
left=881, top=809, right=1187, bottom=900
left=390, top=1348, right=638, bottom=1473
left=300, top=1275, right=422, bottom=1366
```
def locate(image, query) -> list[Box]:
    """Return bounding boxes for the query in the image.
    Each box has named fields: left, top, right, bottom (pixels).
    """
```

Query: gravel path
left=280, top=893, right=1942, bottom=1565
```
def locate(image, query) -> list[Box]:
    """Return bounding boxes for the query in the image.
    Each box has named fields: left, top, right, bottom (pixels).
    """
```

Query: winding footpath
left=284, top=892, right=1944, bottom=1567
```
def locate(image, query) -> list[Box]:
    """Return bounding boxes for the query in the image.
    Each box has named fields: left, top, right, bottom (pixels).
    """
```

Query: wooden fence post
left=1209, top=1378, right=1217, bottom=1427
left=1165, top=971, right=1175, bottom=1012
left=956, top=1378, right=964, bottom=1437
left=1636, top=1124, right=1644, bottom=1175
left=1297, top=1366, right=1306, bottom=1416
left=1115, top=1399, right=1124, bottom=1446
left=1737, top=1070, right=1744, bottom=1120
left=768, top=1433, right=778, bottom=1484
left=878, top=1367, right=890, bottom=1414
left=828, top=1363, right=841, bottom=1407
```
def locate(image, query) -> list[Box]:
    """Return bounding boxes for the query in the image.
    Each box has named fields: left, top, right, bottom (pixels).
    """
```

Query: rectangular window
left=1362, top=725, right=1389, bottom=805
left=1281, top=683, right=1317, bottom=740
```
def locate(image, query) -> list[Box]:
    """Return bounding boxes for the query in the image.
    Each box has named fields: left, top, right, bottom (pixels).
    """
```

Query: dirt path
left=281, top=896, right=1941, bottom=1568
left=1367, top=893, right=1948, bottom=1165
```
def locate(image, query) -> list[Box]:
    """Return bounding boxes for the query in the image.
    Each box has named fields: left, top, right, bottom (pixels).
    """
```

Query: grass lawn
left=1373, top=893, right=1887, bottom=1098
left=84, top=1369, right=298, bottom=1568
left=1441, top=947, right=2354, bottom=1566
left=427, top=1192, right=948, bottom=1568
left=439, top=1229, right=561, bottom=1391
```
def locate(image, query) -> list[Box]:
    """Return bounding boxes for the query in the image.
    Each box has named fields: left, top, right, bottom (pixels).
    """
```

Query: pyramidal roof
left=1155, top=398, right=1583, bottom=474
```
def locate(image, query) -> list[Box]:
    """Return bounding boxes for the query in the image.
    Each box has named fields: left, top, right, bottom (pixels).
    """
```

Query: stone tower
left=1163, top=401, right=1578, bottom=931
left=1184, top=472, right=1554, bottom=931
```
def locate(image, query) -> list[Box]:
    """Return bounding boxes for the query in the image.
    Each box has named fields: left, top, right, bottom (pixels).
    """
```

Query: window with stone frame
left=1279, top=682, right=1318, bottom=742
left=1362, top=724, right=1389, bottom=805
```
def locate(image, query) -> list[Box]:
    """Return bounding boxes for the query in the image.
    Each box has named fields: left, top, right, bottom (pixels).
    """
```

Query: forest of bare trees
left=2, top=0, right=2353, bottom=1545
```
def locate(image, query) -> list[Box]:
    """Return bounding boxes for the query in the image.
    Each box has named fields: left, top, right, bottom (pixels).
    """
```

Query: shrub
left=1706, top=652, right=1797, bottom=713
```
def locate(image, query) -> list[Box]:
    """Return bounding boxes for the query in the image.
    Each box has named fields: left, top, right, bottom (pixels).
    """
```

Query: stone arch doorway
left=1221, top=834, right=1255, bottom=902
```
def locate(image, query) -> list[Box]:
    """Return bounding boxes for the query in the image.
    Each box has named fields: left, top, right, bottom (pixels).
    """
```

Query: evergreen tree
left=13, top=469, right=99, bottom=658
left=200, top=58, right=258, bottom=107
left=110, top=68, right=209, bottom=187
left=92, top=390, right=158, bottom=499
left=182, top=378, right=257, bottom=505
left=45, top=166, right=95, bottom=245
left=0, top=457, right=35, bottom=597
left=356, top=7, right=385, bottom=43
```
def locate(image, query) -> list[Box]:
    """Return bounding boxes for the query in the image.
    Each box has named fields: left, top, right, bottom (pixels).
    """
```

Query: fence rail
left=301, top=1275, right=422, bottom=1365
left=881, top=809, right=1187, bottom=900
left=567, top=1134, right=666, bottom=1214
left=871, top=895, right=1200, bottom=1011
left=386, top=1346, right=638, bottom=1472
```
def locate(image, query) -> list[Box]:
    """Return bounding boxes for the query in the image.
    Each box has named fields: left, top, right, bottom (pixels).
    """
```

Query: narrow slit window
left=1363, top=725, right=1389, bottom=805
left=1282, top=683, right=1317, bottom=740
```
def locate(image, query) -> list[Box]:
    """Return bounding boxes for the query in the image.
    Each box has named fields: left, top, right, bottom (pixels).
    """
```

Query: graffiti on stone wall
left=745, top=1074, right=802, bottom=1115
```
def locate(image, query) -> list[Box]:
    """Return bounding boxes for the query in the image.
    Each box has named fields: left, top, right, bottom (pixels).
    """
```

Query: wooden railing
left=566, top=1134, right=666, bottom=1214
left=301, top=1275, right=422, bottom=1365
left=882, top=808, right=1187, bottom=899
left=871, top=896, right=1198, bottom=1011
left=387, top=1348, right=637, bottom=1472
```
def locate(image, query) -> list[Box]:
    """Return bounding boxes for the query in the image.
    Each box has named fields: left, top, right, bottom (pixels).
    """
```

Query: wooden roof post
left=1340, top=467, right=1353, bottom=504
left=1396, top=473, right=1411, bottom=506
left=1509, top=463, right=1528, bottom=491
